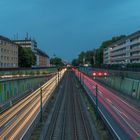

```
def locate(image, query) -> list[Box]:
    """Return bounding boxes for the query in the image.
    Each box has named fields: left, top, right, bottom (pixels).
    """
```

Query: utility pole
left=40, top=87, right=43, bottom=122
left=55, top=73, right=57, bottom=86
left=93, top=49, right=96, bottom=65
left=80, top=71, right=81, bottom=84
left=78, top=68, right=80, bottom=81
left=83, top=74, right=84, bottom=87
left=95, top=85, right=98, bottom=119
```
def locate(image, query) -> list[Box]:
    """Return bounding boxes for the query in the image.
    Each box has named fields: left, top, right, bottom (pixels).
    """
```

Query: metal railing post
left=96, top=85, right=99, bottom=119
left=40, top=87, right=43, bottom=122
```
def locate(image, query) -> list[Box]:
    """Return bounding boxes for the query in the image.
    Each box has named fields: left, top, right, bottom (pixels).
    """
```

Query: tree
left=50, top=57, right=64, bottom=66
left=18, top=46, right=36, bottom=67
left=72, top=35, right=126, bottom=66
left=72, top=59, right=79, bottom=66
left=97, top=35, right=126, bottom=64
left=72, top=50, right=95, bottom=66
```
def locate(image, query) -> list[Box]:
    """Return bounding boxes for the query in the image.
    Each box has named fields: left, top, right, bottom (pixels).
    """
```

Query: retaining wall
left=0, top=76, right=48, bottom=104
left=96, top=76, right=140, bottom=100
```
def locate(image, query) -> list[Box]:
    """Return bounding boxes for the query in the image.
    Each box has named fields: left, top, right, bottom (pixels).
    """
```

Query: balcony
left=110, top=51, right=126, bottom=57
left=130, top=54, right=140, bottom=59
left=130, top=47, right=140, bottom=53
left=129, top=38, right=140, bottom=46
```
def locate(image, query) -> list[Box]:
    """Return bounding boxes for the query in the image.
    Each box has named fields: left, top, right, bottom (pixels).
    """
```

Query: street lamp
left=95, top=85, right=99, bottom=119
left=83, top=73, right=85, bottom=87
left=93, top=49, right=96, bottom=65
left=57, top=68, right=60, bottom=88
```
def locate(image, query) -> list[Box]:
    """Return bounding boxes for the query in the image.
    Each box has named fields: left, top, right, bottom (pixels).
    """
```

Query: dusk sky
left=0, top=0, right=140, bottom=61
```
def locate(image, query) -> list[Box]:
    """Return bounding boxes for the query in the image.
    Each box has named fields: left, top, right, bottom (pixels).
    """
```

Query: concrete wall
left=96, top=76, right=140, bottom=100
left=0, top=76, right=47, bottom=104
left=0, top=67, right=57, bottom=76
left=80, top=67, right=140, bottom=100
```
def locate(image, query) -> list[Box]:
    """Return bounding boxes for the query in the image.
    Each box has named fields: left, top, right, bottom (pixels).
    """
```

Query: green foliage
left=18, top=47, right=36, bottom=67
left=72, top=59, right=79, bottom=66
left=50, top=57, right=64, bottom=66
left=72, top=35, right=126, bottom=66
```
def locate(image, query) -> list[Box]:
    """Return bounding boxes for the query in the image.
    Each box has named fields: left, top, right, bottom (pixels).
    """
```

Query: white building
left=103, top=31, right=140, bottom=64
left=13, top=39, right=50, bottom=67
left=13, top=39, right=37, bottom=51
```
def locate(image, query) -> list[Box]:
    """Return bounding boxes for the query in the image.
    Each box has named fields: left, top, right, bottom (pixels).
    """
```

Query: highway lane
left=0, top=75, right=56, bottom=127
left=0, top=69, right=66, bottom=140
left=72, top=68, right=140, bottom=140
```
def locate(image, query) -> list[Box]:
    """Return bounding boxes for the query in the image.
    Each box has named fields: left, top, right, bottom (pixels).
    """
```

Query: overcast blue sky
left=0, top=0, right=140, bottom=61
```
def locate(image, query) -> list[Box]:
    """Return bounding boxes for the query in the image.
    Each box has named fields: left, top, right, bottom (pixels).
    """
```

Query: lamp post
left=95, top=85, right=99, bottom=119
left=93, top=49, right=96, bottom=65
left=80, top=71, right=81, bottom=84
left=40, top=87, right=43, bottom=122
left=57, top=68, right=60, bottom=88
left=83, top=74, right=85, bottom=87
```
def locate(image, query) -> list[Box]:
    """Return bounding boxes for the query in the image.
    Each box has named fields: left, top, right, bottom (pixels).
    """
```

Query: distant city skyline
left=0, top=0, right=140, bottom=61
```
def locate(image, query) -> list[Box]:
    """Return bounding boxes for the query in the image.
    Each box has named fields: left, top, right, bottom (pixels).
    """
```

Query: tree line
left=72, top=35, right=126, bottom=66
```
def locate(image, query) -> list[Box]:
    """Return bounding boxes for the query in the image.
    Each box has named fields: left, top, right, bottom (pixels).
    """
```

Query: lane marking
left=87, top=91, right=121, bottom=140
left=106, top=98, right=112, bottom=104
left=112, top=106, right=122, bottom=114
left=120, top=114, right=140, bottom=137
left=98, top=91, right=103, bottom=96
left=4, top=115, right=17, bottom=127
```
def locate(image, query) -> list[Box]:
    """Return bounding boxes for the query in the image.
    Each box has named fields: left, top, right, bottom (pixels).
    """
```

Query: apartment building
left=13, top=39, right=37, bottom=52
left=0, top=36, right=18, bottom=68
left=103, top=31, right=140, bottom=64
left=35, top=48, right=50, bottom=67
left=13, top=38, right=50, bottom=67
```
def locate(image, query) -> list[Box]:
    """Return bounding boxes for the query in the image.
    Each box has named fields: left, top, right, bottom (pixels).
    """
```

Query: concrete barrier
left=96, top=76, right=140, bottom=100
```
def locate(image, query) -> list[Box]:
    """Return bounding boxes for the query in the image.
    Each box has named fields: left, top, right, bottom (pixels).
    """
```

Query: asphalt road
left=72, top=68, right=140, bottom=140
left=0, top=69, right=66, bottom=140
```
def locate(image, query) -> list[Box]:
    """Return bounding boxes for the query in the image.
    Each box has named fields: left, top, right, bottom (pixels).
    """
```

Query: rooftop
left=35, top=48, right=49, bottom=58
left=109, top=30, right=140, bottom=48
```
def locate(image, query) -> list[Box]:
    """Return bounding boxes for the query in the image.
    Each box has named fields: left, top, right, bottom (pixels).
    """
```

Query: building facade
left=0, top=36, right=18, bottom=68
left=13, top=38, right=50, bottom=67
left=35, top=48, right=50, bottom=67
left=103, top=31, right=140, bottom=64
left=13, top=39, right=37, bottom=52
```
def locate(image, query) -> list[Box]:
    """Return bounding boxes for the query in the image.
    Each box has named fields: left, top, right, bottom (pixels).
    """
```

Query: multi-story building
left=13, top=38, right=50, bottom=67
left=103, top=31, right=140, bottom=64
left=13, top=38, right=37, bottom=52
left=35, top=48, right=50, bottom=67
left=0, top=36, right=18, bottom=68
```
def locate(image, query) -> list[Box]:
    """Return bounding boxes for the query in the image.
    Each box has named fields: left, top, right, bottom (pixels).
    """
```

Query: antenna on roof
left=13, top=34, right=15, bottom=40
left=25, top=32, right=29, bottom=40
left=16, top=33, right=18, bottom=40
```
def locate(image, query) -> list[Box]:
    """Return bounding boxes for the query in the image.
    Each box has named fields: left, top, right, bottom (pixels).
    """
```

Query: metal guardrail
left=83, top=86, right=120, bottom=140
left=0, top=79, right=48, bottom=113
left=75, top=74, right=120, bottom=140
left=20, top=78, right=58, bottom=140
